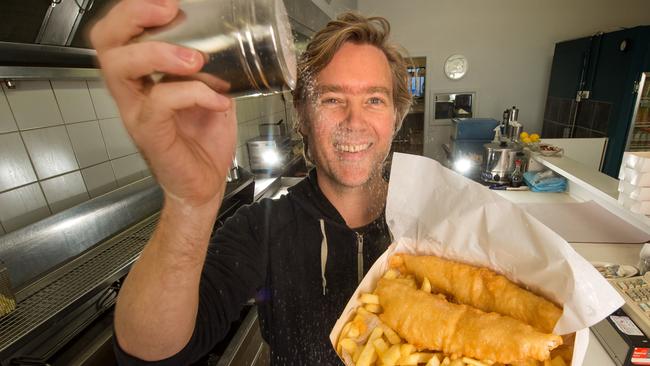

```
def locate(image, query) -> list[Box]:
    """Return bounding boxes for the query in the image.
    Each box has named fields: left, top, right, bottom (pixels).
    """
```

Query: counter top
left=534, top=154, right=619, bottom=200
left=495, top=189, right=643, bottom=266
left=496, top=157, right=647, bottom=366
left=494, top=177, right=644, bottom=266
left=584, top=331, right=616, bottom=366
left=494, top=190, right=577, bottom=204
left=533, top=153, right=650, bottom=236
left=570, top=242, right=642, bottom=266
left=252, top=153, right=306, bottom=201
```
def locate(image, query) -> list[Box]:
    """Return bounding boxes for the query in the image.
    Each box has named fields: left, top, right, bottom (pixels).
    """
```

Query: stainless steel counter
left=252, top=151, right=306, bottom=201
left=254, top=178, right=278, bottom=201
left=0, top=169, right=257, bottom=365
left=254, top=177, right=304, bottom=201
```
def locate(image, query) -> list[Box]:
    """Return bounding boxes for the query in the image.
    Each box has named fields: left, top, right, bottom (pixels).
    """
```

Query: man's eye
left=368, top=97, right=385, bottom=105
left=322, top=98, right=340, bottom=105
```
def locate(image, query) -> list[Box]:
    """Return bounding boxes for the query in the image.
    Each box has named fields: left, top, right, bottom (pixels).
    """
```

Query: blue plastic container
left=452, top=118, right=499, bottom=140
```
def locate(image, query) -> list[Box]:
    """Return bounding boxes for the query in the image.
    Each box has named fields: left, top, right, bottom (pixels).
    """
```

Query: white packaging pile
left=330, top=153, right=624, bottom=366
left=619, top=152, right=650, bottom=215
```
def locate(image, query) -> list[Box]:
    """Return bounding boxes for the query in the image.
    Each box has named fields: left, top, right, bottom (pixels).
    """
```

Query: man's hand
left=91, top=0, right=237, bottom=208
left=90, top=0, right=240, bottom=360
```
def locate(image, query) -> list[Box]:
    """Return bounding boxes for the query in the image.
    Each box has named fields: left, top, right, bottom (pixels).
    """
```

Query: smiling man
left=91, top=2, right=411, bottom=364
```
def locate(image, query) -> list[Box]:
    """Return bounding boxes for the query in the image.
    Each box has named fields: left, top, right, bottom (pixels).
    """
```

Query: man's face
left=304, top=42, right=396, bottom=189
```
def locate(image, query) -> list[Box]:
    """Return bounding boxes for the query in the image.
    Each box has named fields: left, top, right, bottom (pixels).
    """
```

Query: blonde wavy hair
left=292, top=12, right=412, bottom=164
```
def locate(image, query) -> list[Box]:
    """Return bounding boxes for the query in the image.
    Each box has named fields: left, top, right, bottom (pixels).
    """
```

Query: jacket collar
left=288, top=169, right=387, bottom=231
left=288, top=169, right=347, bottom=227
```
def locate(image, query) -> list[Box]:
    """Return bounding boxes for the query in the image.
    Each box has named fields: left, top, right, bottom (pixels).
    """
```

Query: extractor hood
left=0, top=0, right=106, bottom=68
left=0, top=0, right=333, bottom=69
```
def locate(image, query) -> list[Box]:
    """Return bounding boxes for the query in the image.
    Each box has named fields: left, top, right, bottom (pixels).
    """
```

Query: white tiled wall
left=40, top=171, right=89, bottom=213
left=0, top=80, right=291, bottom=234
left=0, top=92, right=17, bottom=133
left=0, top=80, right=149, bottom=234
left=22, top=126, right=79, bottom=179
left=0, top=183, right=50, bottom=232
left=0, top=133, right=36, bottom=191
left=52, top=80, right=97, bottom=124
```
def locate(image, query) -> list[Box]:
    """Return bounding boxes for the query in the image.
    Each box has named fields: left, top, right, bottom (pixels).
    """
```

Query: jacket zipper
left=356, top=232, right=364, bottom=283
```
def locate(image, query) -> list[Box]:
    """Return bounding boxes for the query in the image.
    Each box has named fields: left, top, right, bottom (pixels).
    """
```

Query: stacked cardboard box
left=619, top=152, right=650, bottom=215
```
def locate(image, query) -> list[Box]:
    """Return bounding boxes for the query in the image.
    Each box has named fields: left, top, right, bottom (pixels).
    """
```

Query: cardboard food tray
left=330, top=153, right=625, bottom=366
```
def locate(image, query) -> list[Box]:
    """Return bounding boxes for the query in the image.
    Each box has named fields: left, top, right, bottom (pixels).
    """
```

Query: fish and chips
left=336, top=254, right=570, bottom=366
left=389, top=254, right=562, bottom=333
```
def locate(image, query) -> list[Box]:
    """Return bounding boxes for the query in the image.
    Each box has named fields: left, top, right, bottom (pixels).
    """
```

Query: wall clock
left=444, top=54, right=468, bottom=80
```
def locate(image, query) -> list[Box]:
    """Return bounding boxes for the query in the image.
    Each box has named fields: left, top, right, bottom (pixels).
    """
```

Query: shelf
left=0, top=66, right=101, bottom=80
left=0, top=41, right=97, bottom=69
left=628, top=144, right=650, bottom=149
left=629, top=147, right=650, bottom=152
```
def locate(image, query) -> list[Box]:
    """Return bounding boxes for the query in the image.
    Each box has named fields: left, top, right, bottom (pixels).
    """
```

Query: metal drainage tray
left=0, top=214, right=160, bottom=360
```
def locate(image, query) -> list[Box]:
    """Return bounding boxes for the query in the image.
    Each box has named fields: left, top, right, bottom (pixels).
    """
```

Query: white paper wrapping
left=329, top=153, right=624, bottom=366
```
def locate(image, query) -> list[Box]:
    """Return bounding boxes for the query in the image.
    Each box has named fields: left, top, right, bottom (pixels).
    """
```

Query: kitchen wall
left=358, top=0, right=650, bottom=154
left=235, top=92, right=293, bottom=170
left=0, top=79, right=289, bottom=235
left=315, top=0, right=357, bottom=16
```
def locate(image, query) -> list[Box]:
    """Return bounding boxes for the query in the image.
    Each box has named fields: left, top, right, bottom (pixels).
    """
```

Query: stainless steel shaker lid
left=135, top=0, right=297, bottom=95
left=243, top=0, right=297, bottom=93
left=271, top=0, right=297, bottom=90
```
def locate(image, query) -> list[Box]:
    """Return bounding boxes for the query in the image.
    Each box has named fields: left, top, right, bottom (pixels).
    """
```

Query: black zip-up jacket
left=115, top=169, right=392, bottom=365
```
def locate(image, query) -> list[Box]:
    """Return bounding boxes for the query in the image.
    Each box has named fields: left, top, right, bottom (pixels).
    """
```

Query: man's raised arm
left=90, top=0, right=237, bottom=360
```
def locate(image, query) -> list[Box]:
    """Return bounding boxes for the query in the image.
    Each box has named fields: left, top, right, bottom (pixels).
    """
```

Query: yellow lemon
left=530, top=133, right=540, bottom=142
left=521, top=137, right=532, bottom=144
left=520, top=132, right=529, bottom=139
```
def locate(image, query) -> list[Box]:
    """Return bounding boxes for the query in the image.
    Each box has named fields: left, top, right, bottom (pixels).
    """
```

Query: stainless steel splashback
left=0, top=177, right=162, bottom=290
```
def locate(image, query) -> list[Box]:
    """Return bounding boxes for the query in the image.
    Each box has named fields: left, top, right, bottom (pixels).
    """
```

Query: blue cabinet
left=542, top=26, right=650, bottom=177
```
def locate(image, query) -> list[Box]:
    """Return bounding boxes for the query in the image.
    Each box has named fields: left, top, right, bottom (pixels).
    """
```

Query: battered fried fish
left=375, top=278, right=563, bottom=364
left=390, top=254, right=562, bottom=333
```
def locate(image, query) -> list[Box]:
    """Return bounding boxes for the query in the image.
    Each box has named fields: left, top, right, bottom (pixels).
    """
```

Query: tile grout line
left=0, top=152, right=139, bottom=197
left=52, top=81, right=89, bottom=195
left=0, top=87, right=9, bottom=239
left=1, top=82, right=54, bottom=216
left=96, top=120, right=121, bottom=187
left=87, top=80, right=119, bottom=193
left=49, top=80, right=91, bottom=204
left=0, top=121, right=66, bottom=134
left=0, top=89, right=140, bottom=197
left=0, top=81, right=285, bottom=230
left=48, top=80, right=67, bottom=127
left=0, top=117, right=122, bottom=137
left=0, top=87, right=18, bottom=134
left=63, top=122, right=92, bottom=200
left=81, top=120, right=115, bottom=197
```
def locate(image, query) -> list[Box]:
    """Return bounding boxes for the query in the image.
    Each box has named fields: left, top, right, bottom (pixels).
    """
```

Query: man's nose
left=341, top=101, right=366, bottom=130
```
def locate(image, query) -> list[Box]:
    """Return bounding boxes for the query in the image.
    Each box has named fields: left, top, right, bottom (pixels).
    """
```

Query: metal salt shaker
left=137, top=0, right=297, bottom=97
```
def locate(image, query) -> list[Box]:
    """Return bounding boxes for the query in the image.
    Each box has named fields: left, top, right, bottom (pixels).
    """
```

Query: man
left=90, top=0, right=412, bottom=364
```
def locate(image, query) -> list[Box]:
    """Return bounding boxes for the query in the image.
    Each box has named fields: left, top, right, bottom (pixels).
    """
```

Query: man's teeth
left=336, top=143, right=371, bottom=153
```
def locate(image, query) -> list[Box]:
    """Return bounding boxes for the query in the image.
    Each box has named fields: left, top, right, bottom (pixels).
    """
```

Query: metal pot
left=136, top=0, right=297, bottom=97
left=481, top=141, right=525, bottom=184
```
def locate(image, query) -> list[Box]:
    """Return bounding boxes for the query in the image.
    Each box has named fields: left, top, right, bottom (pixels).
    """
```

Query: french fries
left=337, top=269, right=569, bottom=366
left=421, top=277, right=431, bottom=293
left=543, top=358, right=567, bottom=366
left=360, top=293, right=380, bottom=305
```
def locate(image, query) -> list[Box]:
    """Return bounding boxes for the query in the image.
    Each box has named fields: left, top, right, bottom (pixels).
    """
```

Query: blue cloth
left=523, top=171, right=567, bottom=192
